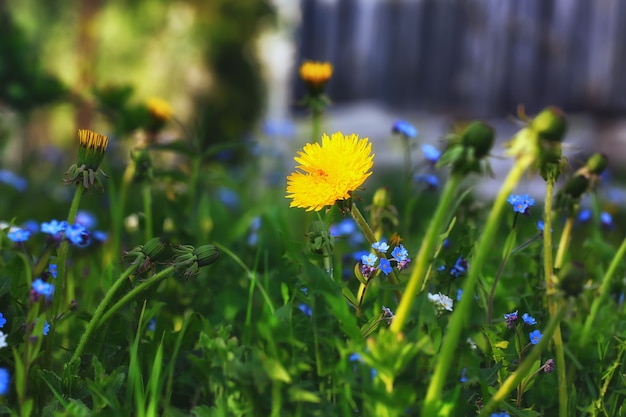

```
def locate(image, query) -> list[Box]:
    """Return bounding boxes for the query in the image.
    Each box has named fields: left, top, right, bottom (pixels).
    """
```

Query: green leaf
left=288, top=387, right=321, bottom=403
left=262, top=357, right=292, bottom=383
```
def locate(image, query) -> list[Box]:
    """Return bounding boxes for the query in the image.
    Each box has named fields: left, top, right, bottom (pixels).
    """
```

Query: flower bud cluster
left=555, top=152, right=609, bottom=215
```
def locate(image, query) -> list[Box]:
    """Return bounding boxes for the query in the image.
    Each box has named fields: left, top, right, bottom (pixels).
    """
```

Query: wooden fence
left=296, top=0, right=626, bottom=117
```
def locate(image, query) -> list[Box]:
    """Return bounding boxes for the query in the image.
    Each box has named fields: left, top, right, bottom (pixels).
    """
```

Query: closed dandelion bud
left=372, top=187, right=390, bottom=209
left=142, top=237, right=167, bottom=260
left=585, top=153, right=608, bottom=176
left=460, top=121, right=495, bottom=159
left=532, top=106, right=567, bottom=143
left=561, top=174, right=589, bottom=200
left=193, top=244, right=219, bottom=267
left=306, top=221, right=333, bottom=254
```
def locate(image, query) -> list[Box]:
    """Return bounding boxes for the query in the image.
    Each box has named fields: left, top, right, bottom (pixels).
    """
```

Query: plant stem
left=478, top=298, right=571, bottom=416
left=390, top=174, right=463, bottom=334
left=554, top=216, right=573, bottom=269
left=46, top=185, right=84, bottom=364
left=142, top=183, right=153, bottom=241
left=68, top=256, right=142, bottom=366
left=95, top=266, right=174, bottom=330
left=312, top=107, right=321, bottom=143
left=422, top=153, right=534, bottom=415
left=580, top=235, right=626, bottom=347
left=543, top=179, right=568, bottom=417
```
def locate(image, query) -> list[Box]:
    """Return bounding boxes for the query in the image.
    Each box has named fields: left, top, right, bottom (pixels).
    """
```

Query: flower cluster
left=360, top=241, right=410, bottom=279
left=428, top=292, right=454, bottom=313
left=504, top=310, right=542, bottom=344
left=507, top=193, right=535, bottom=215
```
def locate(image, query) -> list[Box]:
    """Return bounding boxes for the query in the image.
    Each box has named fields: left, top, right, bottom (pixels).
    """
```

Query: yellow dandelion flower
left=299, top=61, right=333, bottom=89
left=286, top=132, right=374, bottom=211
left=147, top=97, right=174, bottom=121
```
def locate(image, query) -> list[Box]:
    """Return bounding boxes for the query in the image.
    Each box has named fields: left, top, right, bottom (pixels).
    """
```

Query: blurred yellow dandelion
left=147, top=97, right=173, bottom=121
left=299, top=61, right=333, bottom=88
left=286, top=132, right=374, bottom=211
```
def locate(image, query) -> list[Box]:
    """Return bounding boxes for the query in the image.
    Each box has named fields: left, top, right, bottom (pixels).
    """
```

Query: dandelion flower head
left=299, top=61, right=333, bottom=87
left=286, top=132, right=374, bottom=211
left=147, top=97, right=174, bottom=121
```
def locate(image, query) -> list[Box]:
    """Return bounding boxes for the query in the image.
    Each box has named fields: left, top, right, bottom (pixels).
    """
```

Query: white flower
left=0, top=331, right=7, bottom=349
left=428, top=292, right=454, bottom=312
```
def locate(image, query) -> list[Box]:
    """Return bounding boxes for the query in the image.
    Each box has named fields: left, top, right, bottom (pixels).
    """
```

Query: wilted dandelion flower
left=64, top=129, right=109, bottom=190
left=286, top=132, right=374, bottom=211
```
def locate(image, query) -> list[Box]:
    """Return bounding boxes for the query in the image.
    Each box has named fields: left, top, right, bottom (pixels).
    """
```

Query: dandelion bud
left=64, top=129, right=109, bottom=190
left=532, top=106, right=567, bottom=143
left=585, top=152, right=608, bottom=176
left=193, top=244, right=219, bottom=267
left=142, top=237, right=167, bottom=260
left=561, top=175, right=590, bottom=200
left=460, top=121, right=495, bottom=159
left=372, top=187, right=391, bottom=209
left=299, top=61, right=333, bottom=96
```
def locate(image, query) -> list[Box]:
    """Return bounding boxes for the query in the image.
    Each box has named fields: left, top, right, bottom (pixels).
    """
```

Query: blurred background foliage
left=0, top=0, right=273, bottom=165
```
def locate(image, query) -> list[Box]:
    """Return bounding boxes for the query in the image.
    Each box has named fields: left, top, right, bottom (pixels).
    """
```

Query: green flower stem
left=580, top=235, right=626, bottom=347
left=95, top=266, right=174, bottom=329
left=312, top=107, right=322, bottom=143
left=350, top=204, right=400, bottom=294
left=68, top=256, right=142, bottom=367
left=554, top=217, right=574, bottom=269
left=45, top=185, right=84, bottom=365
left=486, top=249, right=511, bottom=325
left=142, top=183, right=153, bottom=241
left=478, top=298, right=571, bottom=416
left=543, top=179, right=568, bottom=417
left=422, top=153, right=534, bottom=415
left=390, top=173, right=463, bottom=334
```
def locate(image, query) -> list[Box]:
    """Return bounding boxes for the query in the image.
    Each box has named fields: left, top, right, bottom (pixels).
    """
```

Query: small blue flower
left=0, top=313, right=6, bottom=328
left=578, top=208, right=592, bottom=223
left=0, top=368, right=9, bottom=395
left=0, top=169, right=27, bottom=191
left=392, top=120, right=417, bottom=138
left=7, top=229, right=31, bottom=242
left=75, top=210, right=97, bottom=229
left=391, top=244, right=409, bottom=262
left=537, top=220, right=544, bottom=231
left=459, top=367, right=468, bottom=383
left=297, top=303, right=312, bottom=317
left=361, top=253, right=378, bottom=267
left=522, top=313, right=536, bottom=325
left=529, top=329, right=542, bottom=345
left=48, top=264, right=57, bottom=279
left=504, top=310, right=518, bottom=328
left=65, top=223, right=91, bottom=247
left=22, top=220, right=39, bottom=233
left=379, top=258, right=392, bottom=275
left=41, top=220, right=67, bottom=235
left=456, top=289, right=463, bottom=301
left=352, top=250, right=370, bottom=262
left=490, top=412, right=510, bottom=417
left=421, top=144, right=441, bottom=164
left=148, top=318, right=156, bottom=331
left=450, top=256, right=468, bottom=278
left=216, top=187, right=240, bottom=209
left=414, top=174, right=439, bottom=190
left=43, top=320, right=50, bottom=336
left=600, top=212, right=613, bottom=229
left=348, top=353, right=362, bottom=362
left=32, top=278, right=55, bottom=301
left=507, top=194, right=534, bottom=215
left=372, top=241, right=389, bottom=252
left=92, top=231, right=108, bottom=242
